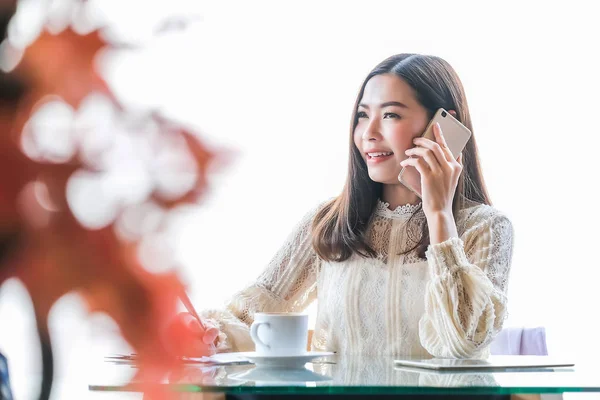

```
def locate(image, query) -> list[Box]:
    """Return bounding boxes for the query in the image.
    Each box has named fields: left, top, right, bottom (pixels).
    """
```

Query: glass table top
left=88, top=354, right=600, bottom=396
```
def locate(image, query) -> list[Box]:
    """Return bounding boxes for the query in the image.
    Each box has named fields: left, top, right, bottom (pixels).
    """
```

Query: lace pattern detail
left=221, top=203, right=320, bottom=343
left=368, top=199, right=426, bottom=263
left=207, top=199, right=513, bottom=358
left=367, top=214, right=425, bottom=263
left=367, top=214, right=391, bottom=261
left=374, top=199, right=422, bottom=219
left=419, top=205, right=514, bottom=358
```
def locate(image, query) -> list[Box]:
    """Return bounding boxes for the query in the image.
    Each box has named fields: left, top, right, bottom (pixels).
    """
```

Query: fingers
left=179, top=312, right=200, bottom=331
left=203, top=326, right=220, bottom=345
left=176, top=312, right=220, bottom=346
left=415, top=123, right=454, bottom=162
left=432, top=122, right=454, bottom=161
left=400, top=155, right=429, bottom=177
left=165, top=313, right=221, bottom=358
left=188, top=316, right=219, bottom=345
left=404, top=147, right=441, bottom=174
left=414, top=124, right=452, bottom=163
left=414, top=123, right=463, bottom=175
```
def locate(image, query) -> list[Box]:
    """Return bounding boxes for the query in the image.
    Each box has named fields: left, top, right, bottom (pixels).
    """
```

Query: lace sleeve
left=418, top=208, right=514, bottom=358
left=201, top=205, right=320, bottom=352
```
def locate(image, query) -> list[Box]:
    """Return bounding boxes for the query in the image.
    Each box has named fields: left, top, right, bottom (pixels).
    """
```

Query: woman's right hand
left=166, top=312, right=221, bottom=357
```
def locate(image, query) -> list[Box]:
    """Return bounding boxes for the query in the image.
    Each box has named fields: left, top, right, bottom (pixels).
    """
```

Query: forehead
left=359, top=74, right=418, bottom=106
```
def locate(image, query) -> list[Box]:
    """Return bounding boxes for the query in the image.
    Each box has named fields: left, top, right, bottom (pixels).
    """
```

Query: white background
left=1, top=0, right=600, bottom=398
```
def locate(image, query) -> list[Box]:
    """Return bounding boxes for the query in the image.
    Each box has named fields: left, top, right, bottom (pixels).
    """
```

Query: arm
left=419, top=209, right=514, bottom=358
left=201, top=206, right=320, bottom=352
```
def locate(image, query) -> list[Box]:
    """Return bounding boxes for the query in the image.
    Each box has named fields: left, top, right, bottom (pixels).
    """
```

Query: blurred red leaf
left=1, top=20, right=222, bottom=398
left=17, top=28, right=111, bottom=106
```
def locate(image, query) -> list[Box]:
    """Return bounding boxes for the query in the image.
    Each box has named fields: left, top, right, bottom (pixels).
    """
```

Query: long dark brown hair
left=312, top=53, right=491, bottom=261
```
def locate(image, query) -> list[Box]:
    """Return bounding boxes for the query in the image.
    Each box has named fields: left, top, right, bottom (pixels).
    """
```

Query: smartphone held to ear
left=397, top=108, right=471, bottom=198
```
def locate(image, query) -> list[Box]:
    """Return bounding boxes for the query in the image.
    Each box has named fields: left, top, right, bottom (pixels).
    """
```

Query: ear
left=448, top=109, right=457, bottom=117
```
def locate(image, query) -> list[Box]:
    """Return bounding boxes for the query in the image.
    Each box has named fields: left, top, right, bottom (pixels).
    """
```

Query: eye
left=357, top=111, right=368, bottom=119
left=383, top=112, right=400, bottom=119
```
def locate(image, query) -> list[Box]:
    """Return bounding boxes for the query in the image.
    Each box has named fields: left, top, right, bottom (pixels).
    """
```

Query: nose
left=362, top=118, right=381, bottom=142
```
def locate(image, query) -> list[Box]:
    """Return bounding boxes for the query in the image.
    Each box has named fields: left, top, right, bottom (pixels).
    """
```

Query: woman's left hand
left=400, top=122, right=462, bottom=219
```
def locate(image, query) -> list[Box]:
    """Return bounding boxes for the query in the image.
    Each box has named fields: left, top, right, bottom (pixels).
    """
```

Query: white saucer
left=229, top=366, right=332, bottom=385
left=237, top=351, right=334, bottom=369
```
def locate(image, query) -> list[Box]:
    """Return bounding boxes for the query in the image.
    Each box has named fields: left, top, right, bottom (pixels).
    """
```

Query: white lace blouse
left=202, top=199, right=514, bottom=359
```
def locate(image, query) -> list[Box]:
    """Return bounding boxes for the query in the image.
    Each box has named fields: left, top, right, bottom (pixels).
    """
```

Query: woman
left=183, top=53, right=514, bottom=360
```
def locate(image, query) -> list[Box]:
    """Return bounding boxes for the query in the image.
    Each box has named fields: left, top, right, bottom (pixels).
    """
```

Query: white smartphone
left=397, top=108, right=472, bottom=198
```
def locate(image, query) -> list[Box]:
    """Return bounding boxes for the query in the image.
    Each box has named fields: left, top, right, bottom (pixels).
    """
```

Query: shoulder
left=302, top=197, right=336, bottom=222
left=456, top=201, right=513, bottom=238
left=292, top=198, right=336, bottom=233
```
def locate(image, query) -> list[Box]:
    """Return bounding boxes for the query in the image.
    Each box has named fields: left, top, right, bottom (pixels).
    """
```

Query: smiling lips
left=366, top=150, right=394, bottom=164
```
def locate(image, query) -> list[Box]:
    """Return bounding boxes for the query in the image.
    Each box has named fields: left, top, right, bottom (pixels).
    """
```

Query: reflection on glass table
left=89, top=354, right=600, bottom=397
left=229, top=365, right=333, bottom=386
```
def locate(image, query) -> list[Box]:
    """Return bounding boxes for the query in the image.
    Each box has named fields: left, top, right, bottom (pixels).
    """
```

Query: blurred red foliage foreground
left=1, top=8, right=222, bottom=399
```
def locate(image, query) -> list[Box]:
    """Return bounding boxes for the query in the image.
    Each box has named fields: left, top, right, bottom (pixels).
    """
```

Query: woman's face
left=353, top=74, right=430, bottom=185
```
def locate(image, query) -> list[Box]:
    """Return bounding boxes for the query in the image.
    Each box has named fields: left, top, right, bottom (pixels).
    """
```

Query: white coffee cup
left=250, top=312, right=308, bottom=356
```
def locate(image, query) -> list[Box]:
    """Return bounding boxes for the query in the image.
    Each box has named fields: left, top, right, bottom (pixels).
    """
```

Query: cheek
left=387, top=126, right=419, bottom=154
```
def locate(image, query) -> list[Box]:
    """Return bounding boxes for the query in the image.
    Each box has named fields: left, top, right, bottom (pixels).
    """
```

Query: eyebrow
left=358, top=101, right=408, bottom=109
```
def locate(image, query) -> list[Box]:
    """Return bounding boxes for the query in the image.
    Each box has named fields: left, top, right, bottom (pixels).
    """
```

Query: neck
left=381, top=183, right=421, bottom=210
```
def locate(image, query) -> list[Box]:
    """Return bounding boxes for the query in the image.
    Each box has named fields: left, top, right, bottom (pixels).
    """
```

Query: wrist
left=427, top=210, right=458, bottom=245
left=426, top=209, right=453, bottom=223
